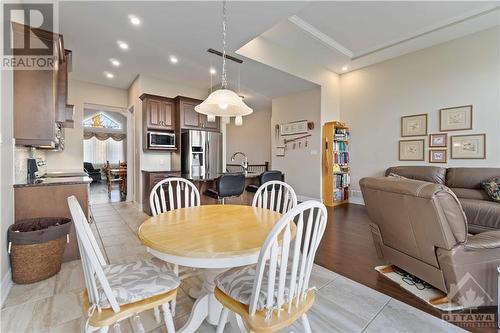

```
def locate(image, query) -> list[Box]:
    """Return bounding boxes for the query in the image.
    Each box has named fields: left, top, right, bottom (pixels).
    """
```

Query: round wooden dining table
left=138, top=204, right=283, bottom=333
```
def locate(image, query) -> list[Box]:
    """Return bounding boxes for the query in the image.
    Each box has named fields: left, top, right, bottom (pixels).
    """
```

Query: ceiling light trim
left=288, top=15, right=353, bottom=58
left=352, top=4, right=500, bottom=60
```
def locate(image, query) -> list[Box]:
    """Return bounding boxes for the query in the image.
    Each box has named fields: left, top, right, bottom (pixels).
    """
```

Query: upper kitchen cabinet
left=140, top=94, right=175, bottom=131
left=12, top=23, right=69, bottom=148
left=176, top=96, right=220, bottom=131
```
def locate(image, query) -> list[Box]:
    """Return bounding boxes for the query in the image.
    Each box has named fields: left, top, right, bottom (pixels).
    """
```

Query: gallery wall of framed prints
left=399, top=104, right=485, bottom=163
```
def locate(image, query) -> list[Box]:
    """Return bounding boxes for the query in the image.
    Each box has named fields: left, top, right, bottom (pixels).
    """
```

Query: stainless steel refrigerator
left=181, top=130, right=223, bottom=178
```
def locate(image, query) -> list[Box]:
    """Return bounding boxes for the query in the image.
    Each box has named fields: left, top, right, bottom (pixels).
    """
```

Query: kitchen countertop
left=181, top=172, right=259, bottom=182
left=14, top=176, right=93, bottom=188
left=141, top=169, right=181, bottom=173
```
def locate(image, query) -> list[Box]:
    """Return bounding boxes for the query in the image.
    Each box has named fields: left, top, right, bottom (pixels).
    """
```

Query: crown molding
left=288, top=15, right=353, bottom=58
left=289, top=4, right=500, bottom=61
left=352, top=4, right=500, bottom=60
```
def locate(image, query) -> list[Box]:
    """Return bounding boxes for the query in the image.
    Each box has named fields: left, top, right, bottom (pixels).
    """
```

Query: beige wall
left=45, top=79, right=128, bottom=170
left=0, top=67, right=14, bottom=298
left=272, top=88, right=321, bottom=200
left=238, top=38, right=337, bottom=200
left=340, top=27, right=500, bottom=201
left=225, top=110, right=271, bottom=166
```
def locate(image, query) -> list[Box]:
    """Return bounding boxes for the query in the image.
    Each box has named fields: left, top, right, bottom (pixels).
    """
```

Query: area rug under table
left=375, top=265, right=464, bottom=311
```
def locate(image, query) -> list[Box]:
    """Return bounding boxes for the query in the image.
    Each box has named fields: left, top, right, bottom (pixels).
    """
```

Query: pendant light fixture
left=195, top=0, right=252, bottom=126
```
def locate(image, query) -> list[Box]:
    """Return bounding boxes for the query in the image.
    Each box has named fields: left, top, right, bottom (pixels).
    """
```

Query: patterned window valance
left=84, top=131, right=126, bottom=141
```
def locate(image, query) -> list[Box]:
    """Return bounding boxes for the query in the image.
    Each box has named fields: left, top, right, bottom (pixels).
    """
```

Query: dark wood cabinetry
left=143, top=96, right=175, bottom=130
left=176, top=96, right=220, bottom=131
left=14, top=183, right=89, bottom=262
left=13, top=23, right=72, bottom=147
left=140, top=94, right=177, bottom=151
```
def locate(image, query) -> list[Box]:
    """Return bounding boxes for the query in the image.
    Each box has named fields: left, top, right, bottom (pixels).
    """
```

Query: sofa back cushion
left=385, top=166, right=446, bottom=184
left=446, top=168, right=500, bottom=189
left=360, top=177, right=467, bottom=268
left=451, top=188, right=491, bottom=201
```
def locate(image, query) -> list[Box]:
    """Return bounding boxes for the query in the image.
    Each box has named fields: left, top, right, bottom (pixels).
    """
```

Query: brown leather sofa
left=385, top=166, right=500, bottom=233
left=360, top=177, right=500, bottom=307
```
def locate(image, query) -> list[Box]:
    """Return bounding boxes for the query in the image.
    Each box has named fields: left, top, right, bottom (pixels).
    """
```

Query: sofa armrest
left=465, top=230, right=500, bottom=250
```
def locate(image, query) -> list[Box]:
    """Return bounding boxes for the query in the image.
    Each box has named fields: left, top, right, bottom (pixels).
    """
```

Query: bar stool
left=204, top=173, right=245, bottom=204
left=246, top=170, right=283, bottom=193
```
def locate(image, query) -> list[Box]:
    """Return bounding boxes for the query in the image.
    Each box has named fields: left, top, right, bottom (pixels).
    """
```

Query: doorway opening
left=82, top=103, right=134, bottom=204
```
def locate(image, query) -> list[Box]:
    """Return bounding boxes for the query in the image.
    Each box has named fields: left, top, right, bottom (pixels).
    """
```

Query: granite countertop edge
left=14, top=176, right=93, bottom=188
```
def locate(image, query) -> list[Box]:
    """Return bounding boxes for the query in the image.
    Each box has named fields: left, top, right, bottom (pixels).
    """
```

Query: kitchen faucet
left=230, top=152, right=248, bottom=173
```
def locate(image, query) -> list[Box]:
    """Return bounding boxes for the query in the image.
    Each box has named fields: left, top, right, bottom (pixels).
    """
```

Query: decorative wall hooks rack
left=284, top=134, right=311, bottom=144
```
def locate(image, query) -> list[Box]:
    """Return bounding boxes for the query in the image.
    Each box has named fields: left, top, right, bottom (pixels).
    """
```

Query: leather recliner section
left=360, top=177, right=500, bottom=307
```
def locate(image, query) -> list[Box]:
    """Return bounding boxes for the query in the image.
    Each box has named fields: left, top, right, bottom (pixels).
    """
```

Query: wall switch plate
left=310, top=150, right=318, bottom=155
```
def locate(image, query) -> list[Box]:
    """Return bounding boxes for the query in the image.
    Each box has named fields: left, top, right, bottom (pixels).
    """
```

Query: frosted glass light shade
left=207, top=114, right=216, bottom=122
left=235, top=116, right=243, bottom=126
left=195, top=89, right=253, bottom=117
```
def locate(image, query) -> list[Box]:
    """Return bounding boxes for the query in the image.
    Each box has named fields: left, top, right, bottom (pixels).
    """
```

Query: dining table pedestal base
left=178, top=269, right=225, bottom=332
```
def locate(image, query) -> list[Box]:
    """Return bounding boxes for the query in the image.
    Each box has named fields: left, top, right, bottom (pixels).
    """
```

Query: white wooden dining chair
left=149, top=177, right=200, bottom=215
left=68, top=196, right=179, bottom=333
left=149, top=177, right=201, bottom=313
left=214, top=200, right=328, bottom=333
left=252, top=180, right=298, bottom=214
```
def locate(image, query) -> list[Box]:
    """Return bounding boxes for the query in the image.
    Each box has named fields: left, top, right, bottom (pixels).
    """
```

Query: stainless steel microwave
left=148, top=131, right=175, bottom=149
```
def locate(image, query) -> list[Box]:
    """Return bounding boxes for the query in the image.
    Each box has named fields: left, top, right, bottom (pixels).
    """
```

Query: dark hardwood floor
left=316, top=203, right=498, bottom=333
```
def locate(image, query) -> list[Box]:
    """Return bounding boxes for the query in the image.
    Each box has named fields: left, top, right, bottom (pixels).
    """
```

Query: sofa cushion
left=446, top=168, right=500, bottom=189
left=459, top=198, right=500, bottom=233
left=481, top=177, right=500, bottom=202
left=450, top=188, right=491, bottom=201
left=385, top=166, right=446, bottom=184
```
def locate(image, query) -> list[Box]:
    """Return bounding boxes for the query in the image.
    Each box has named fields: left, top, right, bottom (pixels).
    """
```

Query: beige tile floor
left=0, top=201, right=465, bottom=333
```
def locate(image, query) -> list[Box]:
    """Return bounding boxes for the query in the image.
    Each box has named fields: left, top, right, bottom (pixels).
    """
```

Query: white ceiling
left=60, top=1, right=500, bottom=110
left=260, top=1, right=500, bottom=73
left=59, top=1, right=317, bottom=110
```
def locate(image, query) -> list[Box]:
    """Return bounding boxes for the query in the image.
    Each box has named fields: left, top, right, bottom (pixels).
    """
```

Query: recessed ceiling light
left=169, top=55, right=178, bottom=64
left=104, top=71, right=114, bottom=79
left=342, top=66, right=349, bottom=71
left=209, top=68, right=216, bottom=75
left=117, top=41, right=129, bottom=50
left=128, top=14, right=141, bottom=26
left=109, top=58, right=120, bottom=67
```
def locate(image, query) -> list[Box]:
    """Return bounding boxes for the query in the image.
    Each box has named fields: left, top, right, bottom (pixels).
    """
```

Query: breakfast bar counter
left=142, top=170, right=260, bottom=215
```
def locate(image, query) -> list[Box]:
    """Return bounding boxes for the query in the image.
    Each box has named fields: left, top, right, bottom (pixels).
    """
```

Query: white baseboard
left=297, top=195, right=321, bottom=203
left=1, top=269, right=12, bottom=306
left=349, top=189, right=365, bottom=205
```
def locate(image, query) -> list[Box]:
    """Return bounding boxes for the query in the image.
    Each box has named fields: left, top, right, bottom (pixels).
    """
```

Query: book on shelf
left=322, top=121, right=351, bottom=206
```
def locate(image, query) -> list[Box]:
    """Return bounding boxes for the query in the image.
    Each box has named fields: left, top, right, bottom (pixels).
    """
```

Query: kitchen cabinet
left=14, top=182, right=90, bottom=262
left=176, top=96, right=220, bottom=131
left=13, top=23, right=70, bottom=147
left=141, top=94, right=175, bottom=130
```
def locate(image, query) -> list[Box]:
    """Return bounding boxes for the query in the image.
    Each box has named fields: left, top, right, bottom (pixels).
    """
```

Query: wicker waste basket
left=8, top=217, right=72, bottom=284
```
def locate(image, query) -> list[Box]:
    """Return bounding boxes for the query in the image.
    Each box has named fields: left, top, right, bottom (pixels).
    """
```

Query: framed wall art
left=399, top=139, right=425, bottom=161
left=429, top=133, right=447, bottom=148
left=450, top=134, right=485, bottom=159
left=429, top=149, right=447, bottom=163
left=439, top=105, right=472, bottom=131
left=280, top=120, right=308, bottom=136
left=401, top=114, right=427, bottom=137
